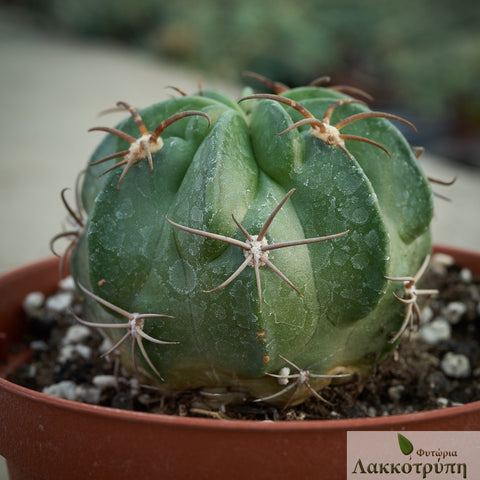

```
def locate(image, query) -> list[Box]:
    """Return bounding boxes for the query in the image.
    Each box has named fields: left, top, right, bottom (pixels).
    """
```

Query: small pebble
left=45, top=291, right=74, bottom=313
left=57, top=343, right=92, bottom=363
left=43, top=381, right=101, bottom=404
left=419, top=318, right=451, bottom=344
left=75, top=385, right=101, bottom=404
left=130, top=378, right=141, bottom=396
left=460, top=268, right=473, bottom=283
left=420, top=305, right=434, bottom=324
left=43, top=380, right=78, bottom=401
left=29, top=340, right=49, bottom=351
left=99, top=337, right=116, bottom=356
left=442, top=301, right=467, bottom=324
left=111, top=391, right=133, bottom=410
left=436, top=397, right=449, bottom=408
left=436, top=397, right=463, bottom=408
left=388, top=385, right=404, bottom=402
left=58, top=276, right=75, bottom=291
left=430, top=253, right=454, bottom=275
left=440, top=352, right=471, bottom=378
left=18, top=363, right=37, bottom=379
left=22, top=292, right=45, bottom=316
left=137, top=393, right=154, bottom=406
left=428, top=370, right=451, bottom=396
left=367, top=407, right=377, bottom=417
left=62, top=324, right=91, bottom=345
left=92, top=375, right=118, bottom=390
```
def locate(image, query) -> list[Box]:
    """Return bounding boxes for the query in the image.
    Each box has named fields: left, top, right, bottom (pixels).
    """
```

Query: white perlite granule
left=45, top=291, right=74, bottom=313
left=420, top=318, right=451, bottom=344
left=43, top=380, right=101, bottom=404
left=440, top=352, right=471, bottom=378
left=62, top=324, right=91, bottom=345
left=442, top=301, right=467, bottom=324
left=22, top=292, right=45, bottom=315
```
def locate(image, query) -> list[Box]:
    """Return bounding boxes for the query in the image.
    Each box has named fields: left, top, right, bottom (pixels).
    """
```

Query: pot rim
left=1, top=373, right=479, bottom=431
left=1, top=244, right=479, bottom=432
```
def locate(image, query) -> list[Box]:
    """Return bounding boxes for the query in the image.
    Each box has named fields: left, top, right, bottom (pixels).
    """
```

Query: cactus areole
left=69, top=80, right=434, bottom=406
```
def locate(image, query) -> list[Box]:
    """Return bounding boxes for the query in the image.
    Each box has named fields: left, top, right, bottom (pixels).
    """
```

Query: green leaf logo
left=397, top=433, right=414, bottom=455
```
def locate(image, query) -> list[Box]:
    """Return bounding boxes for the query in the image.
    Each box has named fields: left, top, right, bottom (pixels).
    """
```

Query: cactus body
left=71, top=83, right=434, bottom=405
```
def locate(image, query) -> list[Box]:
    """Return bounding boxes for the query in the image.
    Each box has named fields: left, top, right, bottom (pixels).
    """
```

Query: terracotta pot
left=1, top=246, right=479, bottom=480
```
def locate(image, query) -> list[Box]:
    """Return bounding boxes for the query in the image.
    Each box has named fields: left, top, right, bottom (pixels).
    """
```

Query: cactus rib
left=166, top=188, right=349, bottom=312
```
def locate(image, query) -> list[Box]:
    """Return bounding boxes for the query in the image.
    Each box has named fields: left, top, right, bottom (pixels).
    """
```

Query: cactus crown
left=56, top=73, right=441, bottom=407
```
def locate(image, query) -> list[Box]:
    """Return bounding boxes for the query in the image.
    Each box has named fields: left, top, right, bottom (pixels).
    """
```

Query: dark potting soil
left=7, top=254, right=480, bottom=421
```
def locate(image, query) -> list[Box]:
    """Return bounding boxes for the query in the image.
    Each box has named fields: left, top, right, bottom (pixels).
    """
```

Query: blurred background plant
left=4, top=0, right=479, bottom=164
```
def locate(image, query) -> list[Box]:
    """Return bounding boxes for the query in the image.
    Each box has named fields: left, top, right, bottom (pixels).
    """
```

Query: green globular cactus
left=67, top=77, right=435, bottom=406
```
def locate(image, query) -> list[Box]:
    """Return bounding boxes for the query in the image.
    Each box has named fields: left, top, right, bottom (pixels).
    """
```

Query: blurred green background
left=3, top=0, right=480, bottom=164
